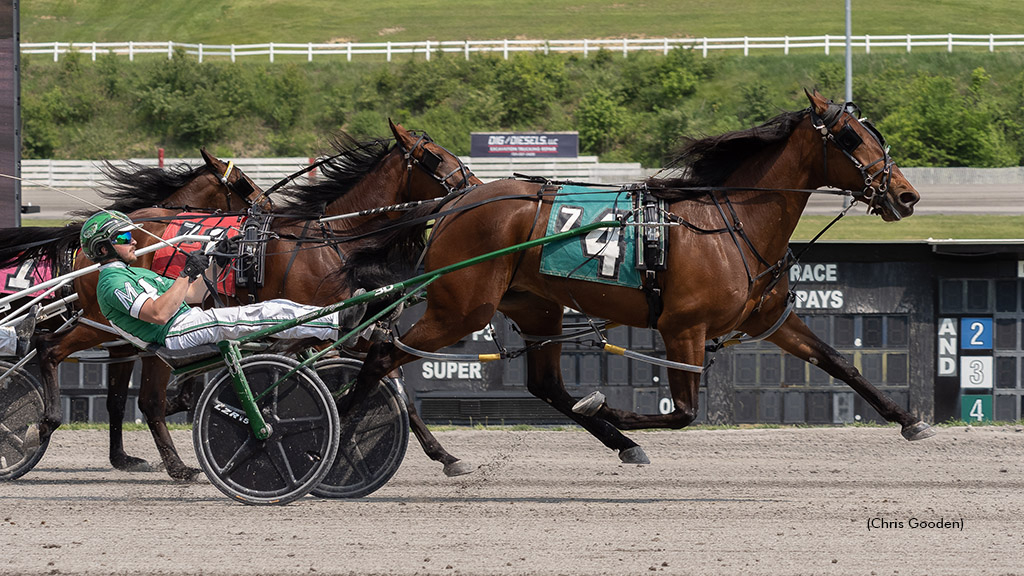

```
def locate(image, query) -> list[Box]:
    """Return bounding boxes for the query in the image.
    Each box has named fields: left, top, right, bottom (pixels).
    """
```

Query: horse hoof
left=619, top=446, right=650, bottom=465
left=170, top=467, right=203, bottom=483
left=901, top=421, right=936, bottom=441
left=572, top=391, right=606, bottom=416
left=443, top=460, right=474, bottom=477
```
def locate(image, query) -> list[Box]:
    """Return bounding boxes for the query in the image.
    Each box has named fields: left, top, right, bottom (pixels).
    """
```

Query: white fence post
left=784, top=36, right=789, bottom=55
left=270, top=42, right=275, bottom=63
left=948, top=33, right=953, bottom=53
left=906, top=34, right=912, bottom=53
left=92, top=41, right=97, bottom=61
left=464, top=40, right=470, bottom=60
left=865, top=34, right=871, bottom=54
left=702, top=37, right=708, bottom=58
left=308, top=42, right=313, bottom=62
left=583, top=38, right=589, bottom=58
left=347, top=42, right=352, bottom=62
left=989, top=33, right=995, bottom=52
left=503, top=39, right=508, bottom=60
left=52, top=41, right=59, bottom=62
left=387, top=41, right=392, bottom=62
left=622, top=37, right=628, bottom=57
left=426, top=39, right=431, bottom=61
left=165, top=40, right=170, bottom=60
left=198, top=43, right=203, bottom=63
left=231, top=44, right=236, bottom=63
left=824, top=34, right=829, bottom=56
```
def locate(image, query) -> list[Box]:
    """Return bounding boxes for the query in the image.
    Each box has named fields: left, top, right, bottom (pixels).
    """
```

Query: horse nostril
left=898, top=191, right=919, bottom=207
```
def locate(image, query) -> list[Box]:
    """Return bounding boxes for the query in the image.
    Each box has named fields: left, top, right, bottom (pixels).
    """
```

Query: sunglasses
left=110, top=231, right=133, bottom=245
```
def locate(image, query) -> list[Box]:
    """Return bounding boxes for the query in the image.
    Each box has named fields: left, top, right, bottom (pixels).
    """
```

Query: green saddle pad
left=539, top=186, right=641, bottom=289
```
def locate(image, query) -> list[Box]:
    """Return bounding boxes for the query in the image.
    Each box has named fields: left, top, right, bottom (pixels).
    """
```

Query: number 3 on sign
left=959, top=356, right=993, bottom=389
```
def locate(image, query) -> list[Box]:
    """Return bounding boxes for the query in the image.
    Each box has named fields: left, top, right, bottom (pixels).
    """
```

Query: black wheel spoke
left=214, top=436, right=260, bottom=477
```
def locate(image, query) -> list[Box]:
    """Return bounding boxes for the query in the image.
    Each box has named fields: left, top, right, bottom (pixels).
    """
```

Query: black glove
left=180, top=251, right=211, bottom=282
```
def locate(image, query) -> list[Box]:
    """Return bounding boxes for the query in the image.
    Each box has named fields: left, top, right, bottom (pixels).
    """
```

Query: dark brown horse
left=345, top=91, right=933, bottom=474
left=15, top=122, right=477, bottom=480
left=0, top=150, right=264, bottom=479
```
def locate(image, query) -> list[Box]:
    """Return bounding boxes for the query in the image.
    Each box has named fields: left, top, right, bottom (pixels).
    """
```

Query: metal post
left=845, top=0, right=853, bottom=104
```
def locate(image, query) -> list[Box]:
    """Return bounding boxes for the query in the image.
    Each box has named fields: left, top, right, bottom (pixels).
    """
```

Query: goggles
left=110, top=230, right=133, bottom=245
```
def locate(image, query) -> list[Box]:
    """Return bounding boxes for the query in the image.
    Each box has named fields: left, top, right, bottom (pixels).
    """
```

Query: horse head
left=805, top=89, right=919, bottom=222
left=199, top=148, right=270, bottom=211
left=389, top=119, right=482, bottom=201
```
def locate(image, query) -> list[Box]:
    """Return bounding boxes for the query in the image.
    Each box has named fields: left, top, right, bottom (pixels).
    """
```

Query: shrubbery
left=19, top=48, right=1024, bottom=167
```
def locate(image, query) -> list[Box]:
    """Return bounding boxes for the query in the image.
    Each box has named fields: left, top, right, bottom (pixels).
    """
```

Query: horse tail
left=0, top=224, right=82, bottom=270
left=337, top=202, right=437, bottom=294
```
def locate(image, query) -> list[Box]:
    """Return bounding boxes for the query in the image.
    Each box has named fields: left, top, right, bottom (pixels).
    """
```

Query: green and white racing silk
left=96, top=262, right=189, bottom=346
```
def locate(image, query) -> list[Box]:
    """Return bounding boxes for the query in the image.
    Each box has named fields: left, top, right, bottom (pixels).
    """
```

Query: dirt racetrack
left=1, top=426, right=1022, bottom=576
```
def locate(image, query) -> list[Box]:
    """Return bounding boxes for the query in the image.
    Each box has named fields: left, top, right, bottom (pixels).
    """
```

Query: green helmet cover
left=80, top=210, right=134, bottom=261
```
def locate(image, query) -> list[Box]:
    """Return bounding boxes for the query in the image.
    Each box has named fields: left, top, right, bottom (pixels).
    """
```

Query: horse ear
left=200, top=148, right=221, bottom=170
left=804, top=89, right=830, bottom=115
left=389, top=118, right=413, bottom=147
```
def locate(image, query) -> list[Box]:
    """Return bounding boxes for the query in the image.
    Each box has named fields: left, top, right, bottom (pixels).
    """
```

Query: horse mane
left=0, top=224, right=83, bottom=271
left=68, top=161, right=211, bottom=218
left=646, top=108, right=809, bottom=199
left=331, top=201, right=437, bottom=295
left=277, top=133, right=395, bottom=220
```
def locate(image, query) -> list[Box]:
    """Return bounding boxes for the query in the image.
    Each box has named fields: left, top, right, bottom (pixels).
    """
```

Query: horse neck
left=167, top=173, right=233, bottom=211
left=725, top=126, right=826, bottom=254
left=320, top=149, right=444, bottom=231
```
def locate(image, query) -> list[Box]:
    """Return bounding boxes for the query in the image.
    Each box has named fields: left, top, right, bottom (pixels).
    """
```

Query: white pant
left=0, top=326, right=15, bottom=356
left=163, top=299, right=338, bottom=350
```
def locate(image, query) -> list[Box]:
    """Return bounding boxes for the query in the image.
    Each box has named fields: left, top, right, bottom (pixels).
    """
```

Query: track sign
left=961, top=394, right=993, bottom=422
left=960, top=318, right=992, bottom=349
left=960, top=356, right=993, bottom=390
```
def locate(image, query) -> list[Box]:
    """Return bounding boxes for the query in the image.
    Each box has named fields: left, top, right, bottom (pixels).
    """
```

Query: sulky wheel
left=192, top=354, right=340, bottom=505
left=0, top=361, right=50, bottom=481
left=311, top=358, right=409, bottom=499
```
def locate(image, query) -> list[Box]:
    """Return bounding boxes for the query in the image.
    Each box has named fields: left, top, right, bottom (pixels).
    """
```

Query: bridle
left=809, top=101, right=900, bottom=219
left=213, top=160, right=265, bottom=212
left=397, top=130, right=477, bottom=195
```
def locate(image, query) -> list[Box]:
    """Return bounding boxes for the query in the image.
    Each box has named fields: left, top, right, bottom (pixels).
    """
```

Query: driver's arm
left=138, top=276, right=194, bottom=325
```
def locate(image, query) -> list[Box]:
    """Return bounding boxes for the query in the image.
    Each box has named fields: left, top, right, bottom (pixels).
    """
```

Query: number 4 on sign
left=961, top=395, right=993, bottom=422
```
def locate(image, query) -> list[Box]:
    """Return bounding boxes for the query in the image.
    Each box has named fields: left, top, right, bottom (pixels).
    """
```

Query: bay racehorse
left=10, top=122, right=477, bottom=480
left=343, top=90, right=934, bottom=474
left=0, top=150, right=265, bottom=479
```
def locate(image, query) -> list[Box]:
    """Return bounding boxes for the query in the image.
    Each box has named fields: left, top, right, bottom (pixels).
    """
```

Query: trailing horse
left=3, top=122, right=477, bottom=480
left=343, top=91, right=932, bottom=474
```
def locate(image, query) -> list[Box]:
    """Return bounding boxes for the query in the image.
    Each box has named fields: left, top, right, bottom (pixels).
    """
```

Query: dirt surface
left=1, top=426, right=1022, bottom=576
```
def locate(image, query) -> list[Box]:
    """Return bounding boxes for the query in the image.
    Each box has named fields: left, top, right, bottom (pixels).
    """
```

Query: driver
left=80, top=210, right=364, bottom=350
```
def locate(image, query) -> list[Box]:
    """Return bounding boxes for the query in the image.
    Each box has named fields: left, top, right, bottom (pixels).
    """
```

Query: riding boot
left=336, top=289, right=368, bottom=341
left=14, top=305, right=39, bottom=356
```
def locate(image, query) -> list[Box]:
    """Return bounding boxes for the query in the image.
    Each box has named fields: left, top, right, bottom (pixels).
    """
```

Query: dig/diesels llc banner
left=470, top=132, right=578, bottom=158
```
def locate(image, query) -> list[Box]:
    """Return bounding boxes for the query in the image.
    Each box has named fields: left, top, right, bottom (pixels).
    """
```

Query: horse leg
left=766, top=314, right=934, bottom=440
left=572, top=325, right=708, bottom=432
left=105, top=356, right=156, bottom=472
left=33, top=325, right=111, bottom=444
left=136, top=357, right=200, bottom=480
left=164, top=375, right=199, bottom=416
left=354, top=340, right=473, bottom=477
left=501, top=297, right=647, bottom=464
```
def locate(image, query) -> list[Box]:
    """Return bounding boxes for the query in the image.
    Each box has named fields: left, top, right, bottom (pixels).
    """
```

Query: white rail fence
left=19, top=158, right=1024, bottom=190
left=19, top=157, right=649, bottom=191
left=21, top=34, right=1024, bottom=63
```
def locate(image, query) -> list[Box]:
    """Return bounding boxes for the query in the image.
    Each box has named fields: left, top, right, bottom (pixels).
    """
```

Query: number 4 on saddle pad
left=539, top=186, right=643, bottom=289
